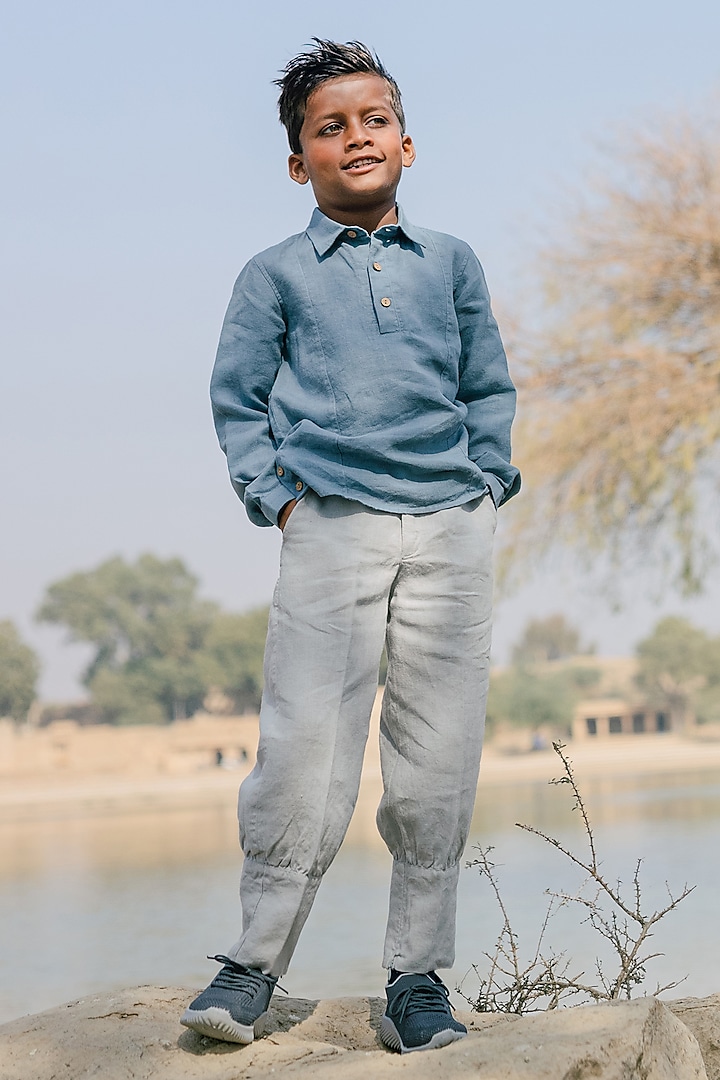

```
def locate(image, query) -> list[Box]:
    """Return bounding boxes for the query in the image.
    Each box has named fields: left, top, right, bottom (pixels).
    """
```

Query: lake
left=1, top=766, right=719, bottom=1025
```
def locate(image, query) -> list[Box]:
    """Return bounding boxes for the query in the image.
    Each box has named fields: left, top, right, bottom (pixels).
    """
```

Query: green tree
left=636, top=616, right=720, bottom=727
left=506, top=107, right=720, bottom=594
left=0, top=620, right=40, bottom=723
left=511, top=614, right=590, bottom=664
left=487, top=667, right=577, bottom=733
left=489, top=616, right=601, bottom=734
left=37, top=555, right=218, bottom=723
left=201, top=607, right=269, bottom=714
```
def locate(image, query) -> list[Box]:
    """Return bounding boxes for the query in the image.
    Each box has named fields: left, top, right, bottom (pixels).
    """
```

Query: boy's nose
left=346, top=124, right=372, bottom=149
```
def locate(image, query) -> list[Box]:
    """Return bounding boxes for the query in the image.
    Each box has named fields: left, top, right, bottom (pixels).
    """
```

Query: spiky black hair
left=275, top=38, right=406, bottom=155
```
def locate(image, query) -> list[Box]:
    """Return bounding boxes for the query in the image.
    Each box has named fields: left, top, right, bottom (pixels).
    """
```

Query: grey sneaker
left=379, top=971, right=467, bottom=1054
left=180, top=954, right=278, bottom=1044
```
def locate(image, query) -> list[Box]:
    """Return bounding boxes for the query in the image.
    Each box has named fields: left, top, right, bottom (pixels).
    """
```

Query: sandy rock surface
left=0, top=985, right=712, bottom=1080
left=669, top=996, right=720, bottom=1080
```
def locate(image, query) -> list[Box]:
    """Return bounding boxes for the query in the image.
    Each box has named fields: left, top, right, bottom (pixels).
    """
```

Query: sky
left=2, top=0, right=720, bottom=699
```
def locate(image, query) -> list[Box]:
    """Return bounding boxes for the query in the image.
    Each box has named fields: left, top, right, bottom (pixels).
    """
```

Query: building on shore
left=572, top=697, right=672, bottom=740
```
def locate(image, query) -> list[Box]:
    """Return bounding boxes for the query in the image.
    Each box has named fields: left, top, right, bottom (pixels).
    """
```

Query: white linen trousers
left=226, top=490, right=496, bottom=976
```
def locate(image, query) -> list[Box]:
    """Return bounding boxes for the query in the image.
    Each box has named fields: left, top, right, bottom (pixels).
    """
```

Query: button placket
left=368, top=239, right=399, bottom=333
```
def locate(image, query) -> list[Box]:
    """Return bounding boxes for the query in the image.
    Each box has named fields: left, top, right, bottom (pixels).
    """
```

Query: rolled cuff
left=240, top=469, right=309, bottom=527
left=483, top=472, right=505, bottom=509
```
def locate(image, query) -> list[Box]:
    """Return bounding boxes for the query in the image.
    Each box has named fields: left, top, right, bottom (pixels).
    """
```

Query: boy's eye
left=367, top=116, right=389, bottom=126
left=320, top=122, right=343, bottom=136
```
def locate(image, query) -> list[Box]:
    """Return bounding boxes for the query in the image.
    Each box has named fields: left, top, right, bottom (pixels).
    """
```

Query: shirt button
left=346, top=230, right=357, bottom=239
left=295, top=481, right=303, bottom=491
left=276, top=465, right=284, bottom=476
left=380, top=297, right=392, bottom=307
left=373, top=262, right=382, bottom=271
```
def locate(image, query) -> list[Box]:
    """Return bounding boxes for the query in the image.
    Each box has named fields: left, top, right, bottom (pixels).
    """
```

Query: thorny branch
left=458, top=742, right=695, bottom=1013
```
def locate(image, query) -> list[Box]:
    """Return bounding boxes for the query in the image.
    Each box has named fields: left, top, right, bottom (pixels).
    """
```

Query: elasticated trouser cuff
left=382, top=860, right=460, bottom=972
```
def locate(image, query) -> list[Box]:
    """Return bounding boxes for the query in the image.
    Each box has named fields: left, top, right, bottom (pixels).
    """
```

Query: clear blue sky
left=2, top=0, right=720, bottom=698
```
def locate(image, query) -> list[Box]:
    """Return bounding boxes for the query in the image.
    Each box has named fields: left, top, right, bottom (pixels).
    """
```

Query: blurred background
left=2, top=0, right=720, bottom=1028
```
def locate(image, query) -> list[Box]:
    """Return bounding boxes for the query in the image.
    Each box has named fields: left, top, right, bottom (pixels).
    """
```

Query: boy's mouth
left=342, top=156, right=382, bottom=171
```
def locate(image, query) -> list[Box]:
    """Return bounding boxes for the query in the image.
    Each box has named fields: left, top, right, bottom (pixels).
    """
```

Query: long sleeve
left=454, top=248, right=520, bottom=507
left=210, top=258, right=293, bottom=527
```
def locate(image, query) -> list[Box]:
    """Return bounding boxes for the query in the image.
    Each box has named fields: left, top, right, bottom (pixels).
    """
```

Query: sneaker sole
left=379, top=1015, right=467, bottom=1054
left=180, top=1005, right=270, bottom=1044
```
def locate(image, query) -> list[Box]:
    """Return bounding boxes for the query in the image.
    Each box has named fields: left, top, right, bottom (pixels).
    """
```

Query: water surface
left=1, top=767, right=718, bottom=1024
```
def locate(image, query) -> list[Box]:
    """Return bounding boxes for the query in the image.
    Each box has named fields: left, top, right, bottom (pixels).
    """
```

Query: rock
left=669, top=995, right=720, bottom=1080
left=0, top=986, right=711, bottom=1079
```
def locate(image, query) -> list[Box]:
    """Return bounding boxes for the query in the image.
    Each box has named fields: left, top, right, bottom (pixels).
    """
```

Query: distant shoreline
left=2, top=730, right=720, bottom=829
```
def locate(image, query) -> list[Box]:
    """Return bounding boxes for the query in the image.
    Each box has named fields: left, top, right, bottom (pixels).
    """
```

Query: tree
left=0, top=620, right=40, bottom=723
left=488, top=616, right=600, bottom=733
left=506, top=107, right=720, bottom=594
left=511, top=614, right=591, bottom=664
left=487, top=667, right=578, bottom=733
left=37, top=555, right=218, bottom=723
left=636, top=616, right=720, bottom=727
left=201, top=607, right=269, bottom=714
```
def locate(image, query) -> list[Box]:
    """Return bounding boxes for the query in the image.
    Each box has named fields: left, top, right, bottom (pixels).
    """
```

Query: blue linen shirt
left=211, top=207, right=520, bottom=527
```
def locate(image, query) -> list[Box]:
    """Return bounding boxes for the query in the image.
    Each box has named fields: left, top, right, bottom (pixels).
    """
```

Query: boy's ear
left=288, top=154, right=309, bottom=186
left=402, top=135, right=416, bottom=169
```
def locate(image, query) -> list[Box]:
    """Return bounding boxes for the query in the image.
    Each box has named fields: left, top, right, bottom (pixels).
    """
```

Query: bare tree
left=459, top=744, right=694, bottom=1013
left=504, top=105, right=720, bottom=594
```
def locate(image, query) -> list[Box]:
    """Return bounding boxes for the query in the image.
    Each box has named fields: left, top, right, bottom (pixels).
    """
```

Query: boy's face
left=288, top=73, right=415, bottom=225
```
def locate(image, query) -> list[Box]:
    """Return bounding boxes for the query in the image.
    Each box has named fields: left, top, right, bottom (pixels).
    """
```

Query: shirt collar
left=306, top=205, right=426, bottom=255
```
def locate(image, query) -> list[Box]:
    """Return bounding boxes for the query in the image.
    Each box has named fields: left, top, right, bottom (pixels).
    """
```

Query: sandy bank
left=2, top=730, right=720, bottom=823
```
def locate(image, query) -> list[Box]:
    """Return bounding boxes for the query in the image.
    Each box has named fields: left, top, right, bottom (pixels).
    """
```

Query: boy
left=182, top=39, right=520, bottom=1054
